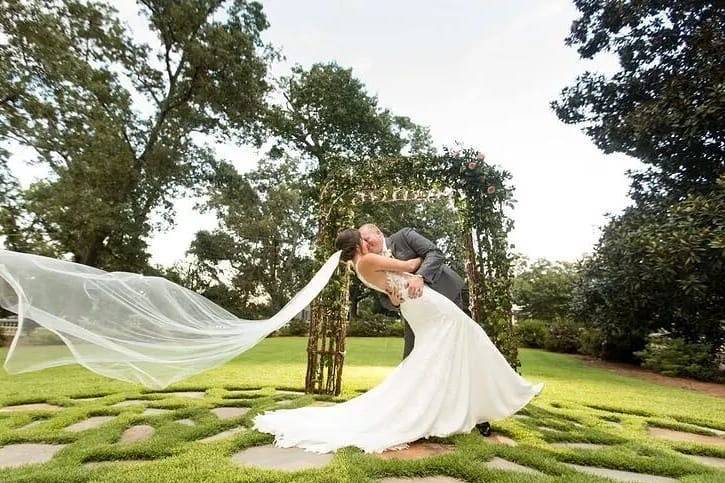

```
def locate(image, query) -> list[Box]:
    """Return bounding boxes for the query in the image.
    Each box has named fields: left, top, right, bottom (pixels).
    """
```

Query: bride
left=253, top=228, right=544, bottom=453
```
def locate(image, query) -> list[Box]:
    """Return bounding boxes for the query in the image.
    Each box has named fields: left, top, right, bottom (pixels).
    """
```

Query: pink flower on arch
left=467, top=161, right=478, bottom=170
left=487, top=185, right=496, bottom=194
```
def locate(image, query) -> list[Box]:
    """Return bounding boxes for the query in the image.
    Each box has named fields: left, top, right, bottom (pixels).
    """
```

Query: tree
left=571, top=177, right=725, bottom=361
left=188, top=157, right=315, bottom=318
left=552, top=1, right=724, bottom=203
left=0, top=0, right=273, bottom=270
left=513, top=258, right=578, bottom=320
left=266, top=62, right=433, bottom=181
left=553, top=1, right=725, bottom=367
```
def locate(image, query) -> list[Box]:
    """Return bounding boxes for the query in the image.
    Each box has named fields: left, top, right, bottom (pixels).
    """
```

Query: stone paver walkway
left=166, top=391, right=206, bottom=399
left=0, top=444, right=67, bottom=469
left=484, top=456, right=545, bottom=476
left=0, top=403, right=62, bottom=412
left=379, top=477, right=464, bottom=483
left=65, top=416, right=115, bottom=432
left=680, top=453, right=725, bottom=469
left=119, top=425, right=155, bottom=444
left=487, top=432, right=518, bottom=446
left=199, top=426, right=246, bottom=442
left=18, top=420, right=45, bottom=430
left=142, top=408, right=172, bottom=416
left=378, top=442, right=454, bottom=460
left=648, top=427, right=725, bottom=446
left=551, top=442, right=608, bottom=450
left=112, top=400, right=147, bottom=407
left=563, top=463, right=678, bottom=482
left=687, top=424, right=725, bottom=437
left=211, top=407, right=249, bottom=420
left=231, top=444, right=332, bottom=471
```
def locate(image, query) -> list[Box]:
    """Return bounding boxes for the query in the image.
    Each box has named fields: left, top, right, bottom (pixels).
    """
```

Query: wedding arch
left=305, top=147, right=519, bottom=395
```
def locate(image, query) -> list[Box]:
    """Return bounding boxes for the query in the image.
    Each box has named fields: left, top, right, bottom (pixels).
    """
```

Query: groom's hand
left=386, top=283, right=402, bottom=307
left=407, top=275, right=424, bottom=299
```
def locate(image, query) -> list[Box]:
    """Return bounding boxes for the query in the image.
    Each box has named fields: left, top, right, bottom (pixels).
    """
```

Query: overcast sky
left=7, top=0, right=644, bottom=267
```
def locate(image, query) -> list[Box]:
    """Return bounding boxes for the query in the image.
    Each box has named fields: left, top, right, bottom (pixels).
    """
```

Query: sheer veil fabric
left=0, top=249, right=342, bottom=389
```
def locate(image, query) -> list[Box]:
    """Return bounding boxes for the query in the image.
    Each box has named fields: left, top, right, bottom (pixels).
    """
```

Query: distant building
left=294, top=305, right=312, bottom=321
left=511, top=304, right=524, bottom=325
left=0, top=316, right=18, bottom=338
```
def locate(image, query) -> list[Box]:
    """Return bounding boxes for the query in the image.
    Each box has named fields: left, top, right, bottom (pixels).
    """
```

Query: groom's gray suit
left=378, top=228, right=466, bottom=359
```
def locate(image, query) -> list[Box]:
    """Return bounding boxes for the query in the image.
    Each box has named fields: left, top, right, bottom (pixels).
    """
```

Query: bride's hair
left=335, top=229, right=362, bottom=263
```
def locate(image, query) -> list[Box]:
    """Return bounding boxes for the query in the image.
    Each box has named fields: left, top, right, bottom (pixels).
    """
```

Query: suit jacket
left=378, top=227, right=465, bottom=313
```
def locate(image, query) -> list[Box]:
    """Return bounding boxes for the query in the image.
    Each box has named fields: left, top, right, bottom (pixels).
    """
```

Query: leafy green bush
left=634, top=334, right=724, bottom=382
left=25, top=327, right=65, bottom=345
left=570, top=178, right=725, bottom=363
left=577, top=326, right=604, bottom=357
left=513, top=260, right=577, bottom=320
left=274, top=317, right=309, bottom=337
left=346, top=314, right=403, bottom=337
left=514, top=319, right=547, bottom=348
left=543, top=317, right=580, bottom=353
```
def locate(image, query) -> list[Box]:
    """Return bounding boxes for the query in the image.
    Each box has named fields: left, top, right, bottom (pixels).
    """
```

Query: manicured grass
left=1, top=337, right=724, bottom=482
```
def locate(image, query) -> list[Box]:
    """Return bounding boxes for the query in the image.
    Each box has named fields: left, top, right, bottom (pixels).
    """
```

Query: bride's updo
left=335, top=229, right=362, bottom=263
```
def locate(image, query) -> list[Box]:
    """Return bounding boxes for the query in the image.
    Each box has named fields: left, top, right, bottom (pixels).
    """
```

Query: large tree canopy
left=266, top=62, right=433, bottom=177
left=188, top=157, right=315, bottom=318
left=0, top=0, right=273, bottom=270
left=554, top=1, right=725, bottom=366
left=513, top=259, right=577, bottom=321
left=571, top=177, right=725, bottom=361
left=552, top=0, right=724, bottom=202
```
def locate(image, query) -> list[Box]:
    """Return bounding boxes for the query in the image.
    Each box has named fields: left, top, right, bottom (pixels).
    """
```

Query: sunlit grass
left=1, top=338, right=723, bottom=482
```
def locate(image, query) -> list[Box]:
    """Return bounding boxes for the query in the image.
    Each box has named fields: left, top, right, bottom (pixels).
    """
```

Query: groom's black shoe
left=476, top=421, right=492, bottom=437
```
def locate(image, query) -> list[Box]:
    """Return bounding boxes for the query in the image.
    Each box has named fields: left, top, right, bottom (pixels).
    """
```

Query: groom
left=357, top=223, right=492, bottom=437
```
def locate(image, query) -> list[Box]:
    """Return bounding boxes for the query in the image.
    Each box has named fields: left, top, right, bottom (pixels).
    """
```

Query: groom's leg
left=402, top=317, right=415, bottom=359
left=453, top=293, right=471, bottom=317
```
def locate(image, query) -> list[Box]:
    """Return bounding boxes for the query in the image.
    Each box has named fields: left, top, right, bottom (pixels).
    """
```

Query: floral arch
left=305, top=147, right=519, bottom=395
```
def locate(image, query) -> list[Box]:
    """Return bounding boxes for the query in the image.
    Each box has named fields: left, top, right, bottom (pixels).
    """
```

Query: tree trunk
left=76, top=232, right=107, bottom=267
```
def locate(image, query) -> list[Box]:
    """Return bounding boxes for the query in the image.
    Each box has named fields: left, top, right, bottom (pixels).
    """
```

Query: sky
left=6, top=0, right=644, bottom=267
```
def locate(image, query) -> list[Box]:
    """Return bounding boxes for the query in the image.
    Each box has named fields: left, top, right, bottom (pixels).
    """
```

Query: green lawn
left=1, top=337, right=723, bottom=482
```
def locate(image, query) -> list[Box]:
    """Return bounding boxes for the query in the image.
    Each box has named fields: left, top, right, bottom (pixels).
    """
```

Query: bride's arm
left=358, top=253, right=422, bottom=273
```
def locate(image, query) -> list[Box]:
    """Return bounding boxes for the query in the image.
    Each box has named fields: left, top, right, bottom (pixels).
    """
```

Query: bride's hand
left=405, top=257, right=423, bottom=272
left=385, top=280, right=402, bottom=307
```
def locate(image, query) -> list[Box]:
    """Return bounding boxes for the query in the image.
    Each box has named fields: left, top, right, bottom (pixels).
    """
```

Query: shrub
left=543, top=317, right=580, bottom=353
left=514, top=319, right=547, bottom=348
left=274, top=317, right=309, bottom=337
left=346, top=314, right=403, bottom=337
left=577, top=326, right=605, bottom=357
left=25, top=327, right=65, bottom=345
left=634, top=334, right=724, bottom=382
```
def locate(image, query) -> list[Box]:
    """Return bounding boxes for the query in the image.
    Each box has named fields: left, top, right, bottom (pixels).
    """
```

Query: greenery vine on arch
left=305, top=147, right=519, bottom=395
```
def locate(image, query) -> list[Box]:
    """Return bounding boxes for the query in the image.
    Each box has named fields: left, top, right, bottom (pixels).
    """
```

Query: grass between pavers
left=0, top=337, right=722, bottom=482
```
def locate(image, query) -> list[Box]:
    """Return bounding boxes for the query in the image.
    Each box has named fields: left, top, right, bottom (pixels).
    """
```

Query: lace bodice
left=354, top=262, right=411, bottom=301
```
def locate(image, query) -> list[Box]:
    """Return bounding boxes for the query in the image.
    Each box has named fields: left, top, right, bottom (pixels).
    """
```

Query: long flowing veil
left=0, top=249, right=342, bottom=389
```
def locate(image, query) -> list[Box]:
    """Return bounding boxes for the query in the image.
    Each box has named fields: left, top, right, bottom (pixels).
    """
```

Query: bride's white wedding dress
left=253, top=264, right=544, bottom=454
